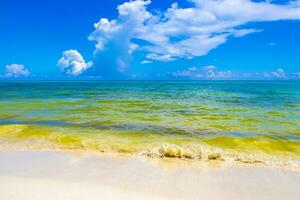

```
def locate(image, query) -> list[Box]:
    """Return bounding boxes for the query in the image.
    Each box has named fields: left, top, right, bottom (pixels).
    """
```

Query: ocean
left=0, top=81, right=299, bottom=166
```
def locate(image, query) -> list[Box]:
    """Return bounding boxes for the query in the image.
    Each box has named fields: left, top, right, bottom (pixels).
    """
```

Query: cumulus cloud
left=88, top=0, right=151, bottom=72
left=57, top=50, right=93, bottom=76
left=88, top=0, right=300, bottom=66
left=4, top=64, right=30, bottom=78
left=271, top=68, right=285, bottom=78
left=172, top=65, right=232, bottom=79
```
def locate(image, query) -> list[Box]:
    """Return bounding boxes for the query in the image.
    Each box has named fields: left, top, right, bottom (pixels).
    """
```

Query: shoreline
left=0, top=150, right=300, bottom=200
left=0, top=140, right=299, bottom=171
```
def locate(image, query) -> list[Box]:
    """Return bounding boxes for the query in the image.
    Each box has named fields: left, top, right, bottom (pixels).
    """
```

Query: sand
left=0, top=151, right=299, bottom=200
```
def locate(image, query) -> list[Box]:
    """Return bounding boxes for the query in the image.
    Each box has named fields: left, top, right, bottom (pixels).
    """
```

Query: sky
left=0, top=0, right=300, bottom=80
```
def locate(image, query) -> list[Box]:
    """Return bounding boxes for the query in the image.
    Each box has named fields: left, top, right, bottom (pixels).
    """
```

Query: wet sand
left=0, top=151, right=299, bottom=200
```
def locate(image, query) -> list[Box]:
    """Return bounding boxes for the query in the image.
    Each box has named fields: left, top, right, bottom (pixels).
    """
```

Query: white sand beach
left=0, top=151, right=299, bottom=200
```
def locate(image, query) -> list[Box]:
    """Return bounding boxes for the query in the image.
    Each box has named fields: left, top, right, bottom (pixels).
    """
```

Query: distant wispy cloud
left=141, top=60, right=151, bottom=64
left=271, top=68, right=285, bottom=78
left=57, top=50, right=93, bottom=76
left=172, top=65, right=232, bottom=79
left=170, top=66, right=300, bottom=80
left=4, top=64, right=30, bottom=78
left=259, top=68, right=286, bottom=79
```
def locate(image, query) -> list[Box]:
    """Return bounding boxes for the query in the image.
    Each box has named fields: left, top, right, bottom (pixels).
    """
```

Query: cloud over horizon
left=4, top=64, right=30, bottom=78
left=169, top=66, right=300, bottom=80
left=172, top=65, right=232, bottom=79
left=57, top=50, right=93, bottom=76
left=271, top=68, right=285, bottom=78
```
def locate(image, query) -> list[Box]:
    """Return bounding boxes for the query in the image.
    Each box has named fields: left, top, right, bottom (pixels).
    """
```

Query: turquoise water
left=0, top=81, right=299, bottom=164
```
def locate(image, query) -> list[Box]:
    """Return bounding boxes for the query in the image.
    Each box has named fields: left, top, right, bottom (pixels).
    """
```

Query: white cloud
left=5, top=64, right=30, bottom=78
left=88, top=0, right=300, bottom=64
left=172, top=65, right=232, bottom=79
left=202, top=65, right=216, bottom=71
left=242, top=68, right=290, bottom=79
left=271, top=68, right=285, bottom=78
left=146, top=53, right=174, bottom=62
left=88, top=0, right=151, bottom=71
left=141, top=60, right=151, bottom=64
left=171, top=67, right=300, bottom=80
left=57, top=50, right=93, bottom=76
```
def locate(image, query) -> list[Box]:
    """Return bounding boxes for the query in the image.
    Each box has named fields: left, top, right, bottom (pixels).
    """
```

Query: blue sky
left=0, top=0, right=299, bottom=80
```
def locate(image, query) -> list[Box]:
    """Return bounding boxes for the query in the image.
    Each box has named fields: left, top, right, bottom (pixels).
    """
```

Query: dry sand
left=0, top=151, right=299, bottom=200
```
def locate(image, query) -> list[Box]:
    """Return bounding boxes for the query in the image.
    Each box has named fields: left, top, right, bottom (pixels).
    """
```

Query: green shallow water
left=0, top=81, right=299, bottom=164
